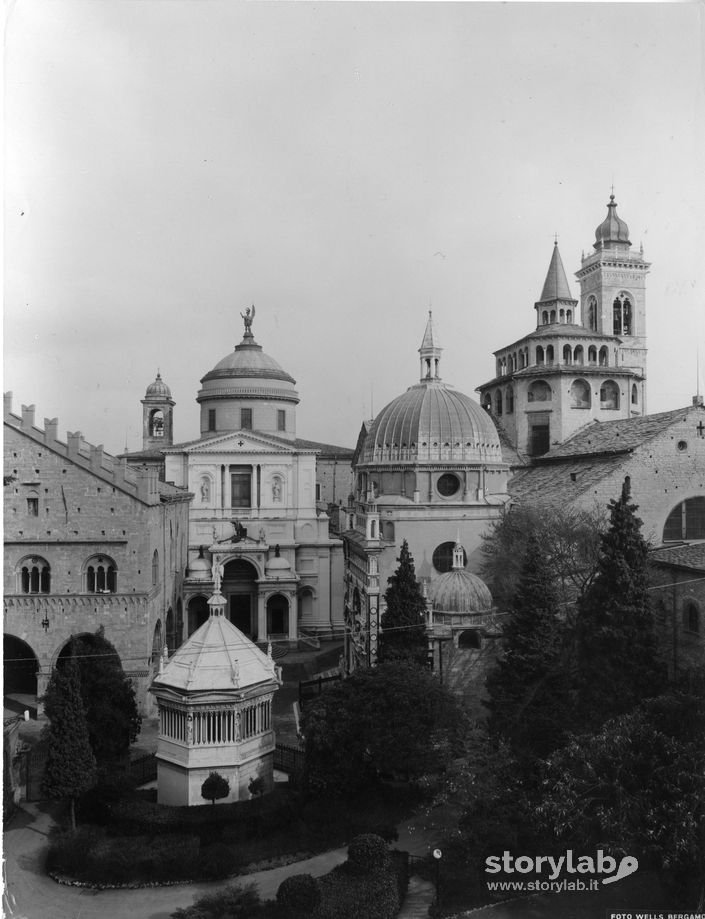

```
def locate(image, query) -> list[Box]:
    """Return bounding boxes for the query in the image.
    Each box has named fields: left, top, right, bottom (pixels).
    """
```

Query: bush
left=347, top=833, right=389, bottom=874
left=201, top=771, right=230, bottom=805
left=198, top=842, right=238, bottom=880
left=276, top=874, right=321, bottom=914
left=171, top=883, right=270, bottom=919
left=46, top=826, right=104, bottom=877
left=316, top=862, right=400, bottom=919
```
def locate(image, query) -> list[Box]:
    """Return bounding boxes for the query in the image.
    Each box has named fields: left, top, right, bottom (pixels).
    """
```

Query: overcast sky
left=5, top=1, right=704, bottom=455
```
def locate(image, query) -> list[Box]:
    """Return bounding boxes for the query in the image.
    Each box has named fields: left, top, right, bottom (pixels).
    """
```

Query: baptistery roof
left=360, top=380, right=502, bottom=465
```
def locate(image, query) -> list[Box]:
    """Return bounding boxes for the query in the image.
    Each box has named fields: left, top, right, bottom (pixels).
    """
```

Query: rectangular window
left=208, top=409, right=216, bottom=432
left=315, top=483, right=321, bottom=501
left=277, top=409, right=286, bottom=432
left=27, top=497, right=39, bottom=516
left=241, top=408, right=253, bottom=430
left=231, top=467, right=252, bottom=508
left=528, top=424, right=550, bottom=457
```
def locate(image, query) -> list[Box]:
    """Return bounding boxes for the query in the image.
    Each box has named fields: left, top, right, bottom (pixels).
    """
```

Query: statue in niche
left=272, top=477, right=282, bottom=501
left=200, top=477, right=210, bottom=502
left=186, top=714, right=193, bottom=744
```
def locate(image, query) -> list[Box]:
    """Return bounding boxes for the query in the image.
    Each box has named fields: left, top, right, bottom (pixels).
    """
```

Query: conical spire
left=538, top=242, right=574, bottom=303
left=419, top=311, right=442, bottom=382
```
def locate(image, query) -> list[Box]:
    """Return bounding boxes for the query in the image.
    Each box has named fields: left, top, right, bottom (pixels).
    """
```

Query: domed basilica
left=342, top=313, right=509, bottom=670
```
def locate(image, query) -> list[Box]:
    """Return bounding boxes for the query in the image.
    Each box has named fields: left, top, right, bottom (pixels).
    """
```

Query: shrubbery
left=347, top=833, right=389, bottom=873
left=276, top=873, right=321, bottom=914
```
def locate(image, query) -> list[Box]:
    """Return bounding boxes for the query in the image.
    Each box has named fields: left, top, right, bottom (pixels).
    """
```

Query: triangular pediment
left=178, top=430, right=297, bottom=455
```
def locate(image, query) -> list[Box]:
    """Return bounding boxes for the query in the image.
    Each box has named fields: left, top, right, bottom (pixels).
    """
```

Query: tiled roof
left=537, top=244, right=575, bottom=303
left=293, top=437, right=354, bottom=456
left=508, top=454, right=627, bottom=508
left=537, top=407, right=697, bottom=460
left=649, top=543, right=705, bottom=572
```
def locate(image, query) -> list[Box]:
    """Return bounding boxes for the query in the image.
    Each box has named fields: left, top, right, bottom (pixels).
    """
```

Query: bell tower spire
left=419, top=311, right=442, bottom=382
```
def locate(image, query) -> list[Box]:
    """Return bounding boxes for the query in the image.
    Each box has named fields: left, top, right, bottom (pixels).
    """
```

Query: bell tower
left=419, top=311, right=442, bottom=382
left=141, top=371, right=175, bottom=451
left=575, top=194, right=649, bottom=408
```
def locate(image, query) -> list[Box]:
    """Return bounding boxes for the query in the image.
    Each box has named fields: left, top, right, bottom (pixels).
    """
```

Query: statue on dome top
left=240, top=304, right=256, bottom=334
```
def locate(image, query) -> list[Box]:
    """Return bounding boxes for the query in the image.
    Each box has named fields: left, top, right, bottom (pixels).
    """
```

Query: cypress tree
left=42, top=657, right=97, bottom=828
left=575, top=477, right=665, bottom=729
left=485, top=534, right=570, bottom=760
left=380, top=540, right=428, bottom=664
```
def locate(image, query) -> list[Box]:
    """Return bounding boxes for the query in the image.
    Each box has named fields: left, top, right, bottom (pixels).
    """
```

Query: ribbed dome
left=594, top=195, right=631, bottom=249
left=361, top=381, right=502, bottom=465
left=145, top=372, right=171, bottom=399
left=431, top=568, right=493, bottom=614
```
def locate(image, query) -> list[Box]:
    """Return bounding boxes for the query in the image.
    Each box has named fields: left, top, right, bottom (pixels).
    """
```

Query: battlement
left=4, top=391, right=173, bottom=506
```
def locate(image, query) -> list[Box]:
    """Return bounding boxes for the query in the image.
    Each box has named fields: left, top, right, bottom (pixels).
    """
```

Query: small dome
left=594, top=195, right=631, bottom=249
left=431, top=568, right=493, bottom=614
left=145, top=371, right=171, bottom=399
left=361, top=381, right=501, bottom=465
left=187, top=548, right=212, bottom=581
left=265, top=546, right=291, bottom=573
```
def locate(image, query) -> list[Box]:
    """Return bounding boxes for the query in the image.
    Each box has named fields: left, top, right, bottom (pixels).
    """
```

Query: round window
left=437, top=473, right=460, bottom=497
left=432, top=541, right=467, bottom=573
left=677, top=441, right=688, bottom=452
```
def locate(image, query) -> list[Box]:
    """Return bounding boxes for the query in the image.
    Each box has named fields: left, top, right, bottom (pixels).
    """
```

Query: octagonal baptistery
left=197, top=308, right=299, bottom=441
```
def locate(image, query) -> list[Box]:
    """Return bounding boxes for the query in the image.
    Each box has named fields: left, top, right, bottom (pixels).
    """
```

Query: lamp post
left=433, top=848, right=442, bottom=907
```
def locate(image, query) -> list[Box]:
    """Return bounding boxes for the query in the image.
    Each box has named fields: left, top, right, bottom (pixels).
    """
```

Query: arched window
left=559, top=309, right=565, bottom=323
left=152, top=549, right=159, bottom=586
left=574, top=345, right=584, bottom=365
left=613, top=292, right=633, bottom=335
left=588, top=346, right=597, bottom=364
left=570, top=379, right=591, bottom=409
left=542, top=310, right=549, bottom=325
left=550, top=310, right=556, bottom=323
left=663, top=497, right=705, bottom=541
left=587, top=296, right=597, bottom=331
left=546, top=345, right=554, bottom=364
left=494, top=389, right=503, bottom=415
left=536, top=345, right=544, bottom=365
left=482, top=394, right=492, bottom=411
left=563, top=344, right=572, bottom=364
left=383, top=520, right=395, bottom=541
left=85, top=555, right=117, bottom=593
left=566, top=309, right=572, bottom=323
left=684, top=602, right=700, bottom=634
left=149, top=409, right=164, bottom=438
left=506, top=386, right=514, bottom=414
left=599, top=380, right=620, bottom=410
left=631, top=384, right=638, bottom=405
left=599, top=346, right=609, bottom=367
left=458, top=629, right=481, bottom=650
left=527, top=380, right=552, bottom=403
left=18, top=557, right=51, bottom=594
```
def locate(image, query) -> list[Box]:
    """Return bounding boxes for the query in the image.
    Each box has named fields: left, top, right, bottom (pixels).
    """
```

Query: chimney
left=4, top=392, right=13, bottom=418
left=693, top=394, right=704, bottom=407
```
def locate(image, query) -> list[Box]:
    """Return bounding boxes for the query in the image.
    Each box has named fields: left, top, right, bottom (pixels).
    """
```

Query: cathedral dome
left=431, top=568, right=493, bottom=614
left=203, top=341, right=297, bottom=386
left=594, top=195, right=631, bottom=249
left=145, top=372, right=171, bottom=399
left=360, top=381, right=502, bottom=465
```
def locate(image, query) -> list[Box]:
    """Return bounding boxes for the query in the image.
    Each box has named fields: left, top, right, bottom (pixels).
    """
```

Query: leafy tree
left=201, top=771, right=230, bottom=805
left=484, top=535, right=572, bottom=762
left=41, top=657, right=97, bottom=828
left=380, top=540, right=428, bottom=664
left=575, top=478, right=666, bottom=729
left=535, top=686, right=705, bottom=907
left=481, top=504, right=603, bottom=611
left=302, top=662, right=463, bottom=797
left=64, top=628, right=141, bottom=765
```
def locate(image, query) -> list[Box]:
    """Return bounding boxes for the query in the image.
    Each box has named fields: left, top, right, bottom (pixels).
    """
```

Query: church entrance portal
left=222, top=558, right=258, bottom=639
left=266, top=594, right=289, bottom=637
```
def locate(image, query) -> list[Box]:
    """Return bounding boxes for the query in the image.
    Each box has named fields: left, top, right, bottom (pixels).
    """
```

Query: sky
left=5, top=1, right=705, bottom=455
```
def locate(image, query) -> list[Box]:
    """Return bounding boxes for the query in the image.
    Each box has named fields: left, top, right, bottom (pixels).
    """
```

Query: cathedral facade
left=135, top=311, right=349, bottom=649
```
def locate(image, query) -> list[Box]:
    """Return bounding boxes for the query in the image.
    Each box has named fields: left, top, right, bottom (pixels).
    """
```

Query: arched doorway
left=187, top=596, right=209, bottom=636
left=4, top=635, right=39, bottom=698
left=223, top=558, right=258, bottom=638
left=266, top=594, right=289, bottom=638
